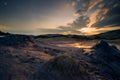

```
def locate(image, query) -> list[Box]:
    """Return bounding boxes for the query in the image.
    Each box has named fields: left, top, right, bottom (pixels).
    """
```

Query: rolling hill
left=35, top=29, right=120, bottom=40
left=93, top=29, right=120, bottom=39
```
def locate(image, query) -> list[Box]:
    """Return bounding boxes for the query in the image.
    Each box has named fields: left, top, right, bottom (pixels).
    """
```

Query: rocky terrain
left=0, top=35, right=120, bottom=80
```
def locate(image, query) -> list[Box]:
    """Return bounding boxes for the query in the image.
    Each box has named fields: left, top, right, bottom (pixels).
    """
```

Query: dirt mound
left=0, top=35, right=33, bottom=47
left=91, top=40, right=120, bottom=80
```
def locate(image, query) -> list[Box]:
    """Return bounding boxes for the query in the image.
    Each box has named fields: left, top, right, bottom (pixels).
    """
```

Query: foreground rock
left=90, top=40, right=120, bottom=80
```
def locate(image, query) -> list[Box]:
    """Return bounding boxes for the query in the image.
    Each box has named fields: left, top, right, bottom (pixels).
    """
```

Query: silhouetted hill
left=0, top=35, right=33, bottom=47
left=35, top=34, right=90, bottom=40
left=93, top=29, right=120, bottom=39
left=90, top=40, right=120, bottom=80
left=35, top=34, right=64, bottom=38
left=0, top=29, right=120, bottom=40
left=0, top=31, right=10, bottom=36
left=35, top=30, right=120, bottom=40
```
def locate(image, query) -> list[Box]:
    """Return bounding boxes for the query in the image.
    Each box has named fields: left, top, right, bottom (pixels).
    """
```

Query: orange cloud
left=87, top=9, right=101, bottom=27
left=71, top=1, right=76, bottom=7
left=87, top=0, right=103, bottom=11
left=79, top=26, right=120, bottom=35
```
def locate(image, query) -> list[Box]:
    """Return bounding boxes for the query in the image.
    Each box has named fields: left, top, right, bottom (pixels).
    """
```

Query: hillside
left=0, top=31, right=10, bottom=36
left=93, top=30, right=120, bottom=39
left=35, top=30, right=120, bottom=40
left=0, top=35, right=120, bottom=80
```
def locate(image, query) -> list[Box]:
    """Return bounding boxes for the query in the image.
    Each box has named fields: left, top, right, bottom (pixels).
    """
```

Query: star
left=4, top=2, right=8, bottom=6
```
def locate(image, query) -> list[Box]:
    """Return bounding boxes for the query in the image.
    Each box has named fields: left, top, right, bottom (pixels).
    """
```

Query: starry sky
left=0, top=0, right=120, bottom=35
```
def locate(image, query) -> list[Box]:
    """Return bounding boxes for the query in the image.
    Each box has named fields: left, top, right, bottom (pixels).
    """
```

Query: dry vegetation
left=0, top=35, right=120, bottom=80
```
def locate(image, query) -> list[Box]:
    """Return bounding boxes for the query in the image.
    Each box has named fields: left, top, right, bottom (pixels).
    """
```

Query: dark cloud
left=38, top=0, right=120, bottom=34
left=75, top=9, right=87, bottom=15
left=64, top=0, right=102, bottom=30
left=74, top=0, right=120, bottom=28
left=39, top=15, right=90, bottom=34
left=68, top=16, right=89, bottom=28
left=68, top=0, right=104, bottom=29
left=92, top=0, right=120, bottom=27
left=56, top=16, right=89, bottom=34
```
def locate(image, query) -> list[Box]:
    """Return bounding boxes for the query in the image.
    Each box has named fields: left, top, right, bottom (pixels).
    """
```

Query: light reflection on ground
left=56, top=42, right=92, bottom=49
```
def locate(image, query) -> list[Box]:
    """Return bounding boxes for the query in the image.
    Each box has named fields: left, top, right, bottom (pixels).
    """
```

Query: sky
left=0, top=0, right=120, bottom=35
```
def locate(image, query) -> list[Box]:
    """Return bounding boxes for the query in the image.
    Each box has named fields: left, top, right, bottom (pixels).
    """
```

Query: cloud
left=38, top=0, right=120, bottom=35
left=75, top=0, right=120, bottom=28
left=75, top=0, right=102, bottom=12
left=69, top=0, right=104, bottom=29
left=79, top=26, right=120, bottom=35
left=92, top=0, right=120, bottom=27
left=38, top=16, right=89, bottom=35
left=88, top=0, right=103, bottom=10
left=87, top=9, right=101, bottom=27
left=68, top=16, right=89, bottom=28
left=74, top=9, right=87, bottom=16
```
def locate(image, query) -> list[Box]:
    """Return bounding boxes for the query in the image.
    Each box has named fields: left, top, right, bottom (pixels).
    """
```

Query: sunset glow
left=70, top=43, right=92, bottom=49
left=0, top=0, right=120, bottom=35
left=79, top=27, right=120, bottom=35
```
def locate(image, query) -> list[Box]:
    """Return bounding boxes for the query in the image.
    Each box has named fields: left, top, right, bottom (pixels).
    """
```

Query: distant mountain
left=1, top=29, right=120, bottom=40
left=35, top=29, right=120, bottom=40
left=35, top=34, right=64, bottom=38
left=93, top=29, right=120, bottom=39
left=71, top=29, right=120, bottom=40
